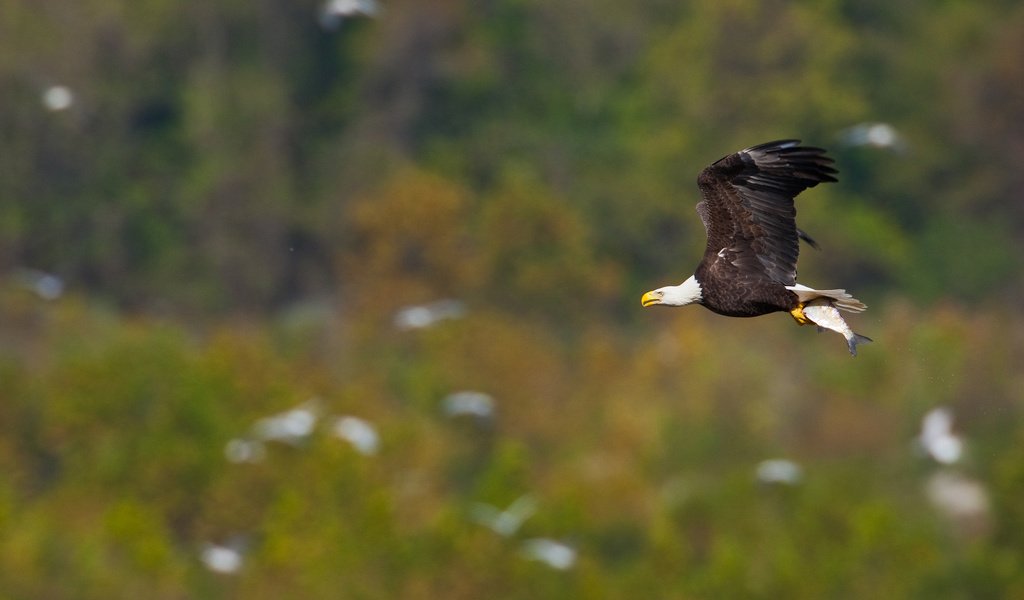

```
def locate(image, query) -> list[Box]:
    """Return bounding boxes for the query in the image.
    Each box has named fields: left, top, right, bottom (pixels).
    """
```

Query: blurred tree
left=340, top=168, right=476, bottom=317
left=476, top=169, right=617, bottom=322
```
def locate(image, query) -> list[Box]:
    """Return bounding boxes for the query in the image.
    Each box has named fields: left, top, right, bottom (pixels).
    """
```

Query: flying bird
left=641, top=140, right=871, bottom=356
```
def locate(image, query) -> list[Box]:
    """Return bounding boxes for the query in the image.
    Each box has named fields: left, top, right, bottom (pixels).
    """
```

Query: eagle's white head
left=641, top=275, right=703, bottom=307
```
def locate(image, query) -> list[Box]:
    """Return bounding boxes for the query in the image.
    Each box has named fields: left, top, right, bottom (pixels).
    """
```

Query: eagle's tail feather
left=786, top=284, right=867, bottom=313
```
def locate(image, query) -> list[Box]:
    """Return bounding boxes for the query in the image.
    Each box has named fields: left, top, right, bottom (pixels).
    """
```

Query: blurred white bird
left=442, top=391, right=496, bottom=420
left=200, top=540, right=246, bottom=574
left=838, top=122, right=907, bottom=152
left=42, top=85, right=74, bottom=111
left=470, top=494, right=537, bottom=537
left=224, top=438, right=266, bottom=464
left=755, top=459, right=803, bottom=485
left=924, top=470, right=990, bottom=539
left=332, top=415, right=380, bottom=455
left=520, top=538, right=577, bottom=570
left=918, top=407, right=963, bottom=464
left=319, top=0, right=381, bottom=30
left=393, top=299, right=466, bottom=331
left=253, top=401, right=320, bottom=445
left=14, top=268, right=64, bottom=300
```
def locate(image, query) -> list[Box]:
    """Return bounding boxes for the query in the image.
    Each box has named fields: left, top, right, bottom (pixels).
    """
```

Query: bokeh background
left=2, top=0, right=1024, bottom=597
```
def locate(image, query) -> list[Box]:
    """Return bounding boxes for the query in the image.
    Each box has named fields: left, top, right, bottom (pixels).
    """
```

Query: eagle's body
left=641, top=140, right=871, bottom=355
left=693, top=259, right=799, bottom=318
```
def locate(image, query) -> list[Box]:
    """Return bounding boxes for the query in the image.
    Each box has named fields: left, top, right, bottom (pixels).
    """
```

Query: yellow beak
left=641, top=291, right=661, bottom=307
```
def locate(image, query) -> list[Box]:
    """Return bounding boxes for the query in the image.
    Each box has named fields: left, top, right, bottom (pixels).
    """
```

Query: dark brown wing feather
left=695, top=139, right=837, bottom=286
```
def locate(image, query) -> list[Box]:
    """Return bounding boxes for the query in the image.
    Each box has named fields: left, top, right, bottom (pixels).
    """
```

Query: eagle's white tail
left=786, top=284, right=867, bottom=313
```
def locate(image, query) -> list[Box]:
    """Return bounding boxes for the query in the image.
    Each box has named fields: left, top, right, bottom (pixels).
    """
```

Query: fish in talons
left=799, top=298, right=872, bottom=356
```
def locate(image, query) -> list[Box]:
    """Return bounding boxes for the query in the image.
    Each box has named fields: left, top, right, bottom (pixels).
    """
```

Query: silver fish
left=802, top=299, right=873, bottom=356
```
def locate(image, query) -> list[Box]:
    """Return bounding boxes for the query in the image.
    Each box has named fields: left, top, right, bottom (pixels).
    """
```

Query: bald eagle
left=641, top=140, right=871, bottom=356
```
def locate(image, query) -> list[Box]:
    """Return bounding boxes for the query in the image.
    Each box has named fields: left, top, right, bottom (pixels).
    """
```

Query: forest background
left=1, top=0, right=1024, bottom=597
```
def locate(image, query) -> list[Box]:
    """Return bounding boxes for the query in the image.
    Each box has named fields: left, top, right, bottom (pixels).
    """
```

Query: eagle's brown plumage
left=692, top=140, right=837, bottom=317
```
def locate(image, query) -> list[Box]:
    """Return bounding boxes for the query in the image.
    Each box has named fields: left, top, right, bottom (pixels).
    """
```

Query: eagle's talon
left=789, top=304, right=813, bottom=325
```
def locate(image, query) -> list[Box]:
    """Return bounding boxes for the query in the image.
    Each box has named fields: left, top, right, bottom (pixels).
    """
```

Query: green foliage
left=1, top=285, right=1023, bottom=597
left=4, top=0, right=1024, bottom=306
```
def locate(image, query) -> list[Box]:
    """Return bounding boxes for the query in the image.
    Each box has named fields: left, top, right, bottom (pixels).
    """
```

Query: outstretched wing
left=695, top=139, right=837, bottom=286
